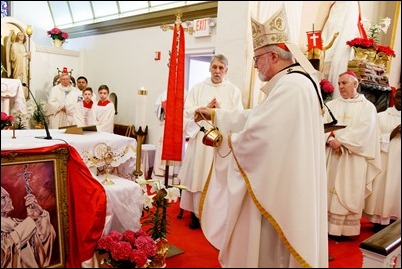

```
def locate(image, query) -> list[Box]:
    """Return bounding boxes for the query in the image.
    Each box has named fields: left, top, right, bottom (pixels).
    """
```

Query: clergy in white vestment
left=46, top=73, right=82, bottom=128
left=197, top=5, right=328, bottom=268
left=325, top=71, right=381, bottom=237
left=321, top=1, right=362, bottom=99
left=364, top=88, right=401, bottom=226
left=177, top=54, right=243, bottom=230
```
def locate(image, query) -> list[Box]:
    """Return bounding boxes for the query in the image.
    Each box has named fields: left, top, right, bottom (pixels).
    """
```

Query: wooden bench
left=359, top=219, right=401, bottom=268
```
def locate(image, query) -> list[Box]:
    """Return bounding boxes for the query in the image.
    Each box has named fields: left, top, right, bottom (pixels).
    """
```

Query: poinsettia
left=375, top=45, right=396, bottom=57
left=346, top=37, right=375, bottom=49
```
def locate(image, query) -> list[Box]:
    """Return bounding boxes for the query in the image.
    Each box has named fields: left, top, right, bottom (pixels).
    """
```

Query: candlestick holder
left=132, top=125, right=148, bottom=178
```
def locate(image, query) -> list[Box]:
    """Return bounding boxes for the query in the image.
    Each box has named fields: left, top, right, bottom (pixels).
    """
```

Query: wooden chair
left=113, top=123, right=132, bottom=137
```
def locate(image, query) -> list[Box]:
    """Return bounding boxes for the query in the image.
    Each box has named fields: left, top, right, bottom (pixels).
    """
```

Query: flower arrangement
left=362, top=17, right=391, bottom=44
left=320, top=79, right=334, bottom=103
left=136, top=178, right=181, bottom=240
left=1, top=112, right=14, bottom=130
left=346, top=37, right=375, bottom=49
left=375, top=44, right=396, bottom=57
left=47, top=27, right=69, bottom=41
left=97, top=230, right=157, bottom=268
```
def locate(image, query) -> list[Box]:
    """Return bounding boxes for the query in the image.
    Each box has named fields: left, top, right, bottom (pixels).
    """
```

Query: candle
left=135, top=87, right=148, bottom=128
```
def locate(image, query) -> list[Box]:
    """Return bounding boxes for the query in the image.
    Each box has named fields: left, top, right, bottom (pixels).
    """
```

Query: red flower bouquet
left=47, top=27, right=69, bottom=41
left=375, top=45, right=396, bottom=57
left=97, top=230, right=157, bottom=268
left=346, top=37, right=375, bottom=49
left=320, top=79, right=334, bottom=102
left=1, top=112, right=14, bottom=130
left=320, top=79, right=334, bottom=94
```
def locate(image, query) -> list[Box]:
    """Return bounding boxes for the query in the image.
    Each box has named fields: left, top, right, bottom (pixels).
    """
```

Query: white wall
left=6, top=1, right=401, bottom=144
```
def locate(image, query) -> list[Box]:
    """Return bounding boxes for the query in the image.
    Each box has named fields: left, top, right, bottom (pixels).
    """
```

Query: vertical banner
left=162, top=23, right=185, bottom=161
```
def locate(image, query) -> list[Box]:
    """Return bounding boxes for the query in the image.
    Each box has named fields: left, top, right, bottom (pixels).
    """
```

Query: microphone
left=323, top=102, right=338, bottom=127
left=23, top=83, right=52, bottom=139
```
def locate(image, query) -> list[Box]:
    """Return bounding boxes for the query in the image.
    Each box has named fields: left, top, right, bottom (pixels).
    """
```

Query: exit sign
left=193, top=18, right=211, bottom=37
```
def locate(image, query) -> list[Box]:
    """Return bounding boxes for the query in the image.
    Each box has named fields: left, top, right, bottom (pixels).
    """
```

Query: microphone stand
left=23, top=83, right=52, bottom=139
left=323, top=102, right=338, bottom=128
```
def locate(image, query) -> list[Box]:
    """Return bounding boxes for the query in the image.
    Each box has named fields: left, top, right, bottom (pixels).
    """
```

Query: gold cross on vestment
left=338, top=113, right=351, bottom=123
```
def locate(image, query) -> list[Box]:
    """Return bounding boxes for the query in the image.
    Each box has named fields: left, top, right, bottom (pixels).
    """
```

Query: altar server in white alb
left=73, top=87, right=96, bottom=127
left=364, top=88, right=401, bottom=226
left=94, top=84, right=115, bottom=133
left=46, top=72, right=82, bottom=128
left=196, top=5, right=328, bottom=267
left=325, top=71, right=381, bottom=237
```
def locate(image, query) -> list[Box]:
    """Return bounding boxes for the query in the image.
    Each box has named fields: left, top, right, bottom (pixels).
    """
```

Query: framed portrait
left=1, top=147, right=69, bottom=268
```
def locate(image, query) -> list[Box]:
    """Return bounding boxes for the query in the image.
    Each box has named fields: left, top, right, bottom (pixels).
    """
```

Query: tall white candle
left=135, top=87, right=148, bottom=128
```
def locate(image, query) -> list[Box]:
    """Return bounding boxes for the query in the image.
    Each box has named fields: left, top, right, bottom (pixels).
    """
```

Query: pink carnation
left=110, top=241, right=132, bottom=261
left=1, top=112, right=7, bottom=121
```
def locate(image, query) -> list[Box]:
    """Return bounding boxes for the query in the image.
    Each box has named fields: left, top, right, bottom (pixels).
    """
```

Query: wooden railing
left=359, top=219, right=401, bottom=268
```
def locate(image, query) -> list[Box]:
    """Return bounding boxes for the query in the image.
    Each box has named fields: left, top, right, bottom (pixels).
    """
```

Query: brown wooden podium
left=324, top=124, right=346, bottom=133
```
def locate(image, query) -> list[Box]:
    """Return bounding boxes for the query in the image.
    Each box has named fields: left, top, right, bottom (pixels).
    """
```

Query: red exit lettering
left=196, top=19, right=207, bottom=31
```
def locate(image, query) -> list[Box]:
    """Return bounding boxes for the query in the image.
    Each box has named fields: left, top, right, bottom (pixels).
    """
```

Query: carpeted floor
left=163, top=201, right=377, bottom=268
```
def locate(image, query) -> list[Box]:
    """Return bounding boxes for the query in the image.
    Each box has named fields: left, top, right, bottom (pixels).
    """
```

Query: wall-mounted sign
left=193, top=18, right=211, bottom=37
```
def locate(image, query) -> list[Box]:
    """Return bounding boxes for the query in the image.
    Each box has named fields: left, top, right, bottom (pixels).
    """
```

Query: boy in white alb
left=74, top=87, right=96, bottom=126
left=94, top=84, right=115, bottom=132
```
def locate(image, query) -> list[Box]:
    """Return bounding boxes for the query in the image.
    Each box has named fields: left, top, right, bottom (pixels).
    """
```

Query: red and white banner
left=307, top=31, right=322, bottom=51
left=162, top=24, right=185, bottom=161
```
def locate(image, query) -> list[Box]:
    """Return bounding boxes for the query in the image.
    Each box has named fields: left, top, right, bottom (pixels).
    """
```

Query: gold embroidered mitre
left=251, top=5, right=290, bottom=51
left=251, top=4, right=316, bottom=75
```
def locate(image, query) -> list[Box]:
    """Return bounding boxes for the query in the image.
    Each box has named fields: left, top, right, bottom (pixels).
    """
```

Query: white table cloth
left=1, top=128, right=137, bottom=179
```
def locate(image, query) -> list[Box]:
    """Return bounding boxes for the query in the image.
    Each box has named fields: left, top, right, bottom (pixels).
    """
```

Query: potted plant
left=136, top=178, right=182, bottom=267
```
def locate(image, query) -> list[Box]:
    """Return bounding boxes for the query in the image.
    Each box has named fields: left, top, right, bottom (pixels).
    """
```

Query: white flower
left=142, top=193, right=156, bottom=208
left=362, top=17, right=392, bottom=44
left=165, top=187, right=180, bottom=203
left=135, top=177, right=185, bottom=240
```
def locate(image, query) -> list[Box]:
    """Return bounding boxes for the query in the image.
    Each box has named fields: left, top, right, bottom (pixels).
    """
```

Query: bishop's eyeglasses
left=253, top=51, right=275, bottom=63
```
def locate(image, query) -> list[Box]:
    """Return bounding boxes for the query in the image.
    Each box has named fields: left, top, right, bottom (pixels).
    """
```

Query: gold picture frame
left=1, top=147, right=69, bottom=268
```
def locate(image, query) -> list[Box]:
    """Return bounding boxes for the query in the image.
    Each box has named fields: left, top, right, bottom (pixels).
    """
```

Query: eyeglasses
left=253, top=51, right=275, bottom=63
